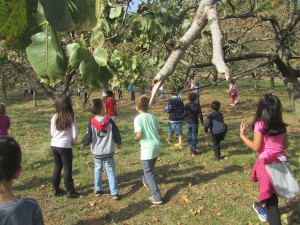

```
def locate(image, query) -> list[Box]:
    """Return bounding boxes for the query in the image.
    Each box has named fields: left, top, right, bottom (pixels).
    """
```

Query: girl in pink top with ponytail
left=240, top=94, right=288, bottom=225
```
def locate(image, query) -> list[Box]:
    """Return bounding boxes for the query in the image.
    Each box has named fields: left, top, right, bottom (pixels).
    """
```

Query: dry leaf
left=181, top=195, right=190, bottom=203
left=89, top=201, right=95, bottom=207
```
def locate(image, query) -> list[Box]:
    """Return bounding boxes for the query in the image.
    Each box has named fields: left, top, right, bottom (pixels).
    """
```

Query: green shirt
left=134, top=113, right=161, bottom=160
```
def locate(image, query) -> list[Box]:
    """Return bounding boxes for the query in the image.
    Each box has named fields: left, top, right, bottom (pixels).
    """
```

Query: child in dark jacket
left=165, top=90, right=184, bottom=149
left=184, top=92, right=204, bottom=156
left=82, top=99, right=122, bottom=200
left=204, top=101, right=227, bottom=160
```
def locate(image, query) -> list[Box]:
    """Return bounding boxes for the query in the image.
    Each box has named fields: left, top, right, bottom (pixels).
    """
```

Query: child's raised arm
left=240, top=122, right=263, bottom=152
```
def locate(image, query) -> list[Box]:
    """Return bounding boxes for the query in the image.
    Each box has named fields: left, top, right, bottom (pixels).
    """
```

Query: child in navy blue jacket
left=204, top=101, right=227, bottom=160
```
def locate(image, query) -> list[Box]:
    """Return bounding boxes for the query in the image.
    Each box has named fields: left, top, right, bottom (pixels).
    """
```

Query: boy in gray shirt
left=82, top=99, right=122, bottom=200
left=0, top=137, right=44, bottom=225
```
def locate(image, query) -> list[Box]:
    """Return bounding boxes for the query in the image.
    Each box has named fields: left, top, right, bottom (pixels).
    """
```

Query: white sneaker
left=178, top=144, right=183, bottom=149
left=230, top=104, right=235, bottom=106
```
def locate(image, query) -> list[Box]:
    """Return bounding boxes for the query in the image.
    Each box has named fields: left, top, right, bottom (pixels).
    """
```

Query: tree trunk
left=1, top=78, right=7, bottom=101
left=274, top=57, right=300, bottom=121
left=32, top=89, right=37, bottom=107
left=270, top=76, right=275, bottom=89
left=251, top=71, right=258, bottom=91
left=37, top=81, right=55, bottom=103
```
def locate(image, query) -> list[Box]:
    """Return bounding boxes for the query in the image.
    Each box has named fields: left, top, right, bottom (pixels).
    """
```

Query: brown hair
left=0, top=103, right=6, bottom=115
left=54, top=93, right=74, bottom=131
left=187, top=92, right=197, bottom=102
left=136, top=95, right=149, bottom=112
left=89, top=99, right=103, bottom=115
left=211, top=101, right=221, bottom=111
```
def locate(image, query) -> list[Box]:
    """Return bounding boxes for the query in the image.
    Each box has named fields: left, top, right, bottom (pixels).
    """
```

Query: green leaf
left=93, top=47, right=108, bottom=66
left=90, top=30, right=105, bottom=48
left=79, top=56, right=100, bottom=82
left=66, top=43, right=81, bottom=57
left=69, top=46, right=90, bottom=68
left=109, top=6, right=122, bottom=19
left=132, top=55, right=137, bottom=71
left=0, top=0, right=27, bottom=40
left=26, top=28, right=68, bottom=83
left=39, top=0, right=101, bottom=32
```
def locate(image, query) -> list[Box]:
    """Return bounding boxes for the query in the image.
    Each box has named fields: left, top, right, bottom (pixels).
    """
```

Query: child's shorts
left=168, top=121, right=183, bottom=135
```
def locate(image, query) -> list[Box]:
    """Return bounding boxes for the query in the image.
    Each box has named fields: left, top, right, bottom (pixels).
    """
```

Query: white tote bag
left=265, top=156, right=299, bottom=199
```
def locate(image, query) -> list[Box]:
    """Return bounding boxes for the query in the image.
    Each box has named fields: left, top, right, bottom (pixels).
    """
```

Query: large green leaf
left=79, top=56, right=100, bottom=82
left=93, top=47, right=108, bottom=66
left=26, top=28, right=68, bottom=83
left=0, top=0, right=27, bottom=39
left=39, top=0, right=101, bottom=32
left=109, top=6, right=122, bottom=19
left=69, top=46, right=89, bottom=68
left=90, top=30, right=105, bottom=48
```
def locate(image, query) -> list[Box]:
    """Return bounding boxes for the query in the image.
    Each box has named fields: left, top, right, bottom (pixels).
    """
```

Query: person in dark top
left=184, top=92, right=203, bottom=156
left=165, top=90, right=184, bottom=149
left=204, top=101, right=227, bottom=160
left=0, top=137, right=44, bottom=225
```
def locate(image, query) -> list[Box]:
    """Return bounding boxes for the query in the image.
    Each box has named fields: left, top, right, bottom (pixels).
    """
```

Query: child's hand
left=240, top=121, right=248, bottom=136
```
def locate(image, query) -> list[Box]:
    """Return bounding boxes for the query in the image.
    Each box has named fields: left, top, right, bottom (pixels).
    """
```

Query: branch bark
left=150, top=0, right=228, bottom=104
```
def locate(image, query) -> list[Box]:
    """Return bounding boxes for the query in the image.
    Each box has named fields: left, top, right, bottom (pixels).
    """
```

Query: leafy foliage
left=0, top=0, right=27, bottom=40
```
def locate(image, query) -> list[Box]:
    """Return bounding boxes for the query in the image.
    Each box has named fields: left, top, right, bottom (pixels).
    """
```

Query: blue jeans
left=186, top=123, right=198, bottom=152
left=94, top=157, right=118, bottom=195
left=168, top=121, right=183, bottom=135
left=141, top=158, right=161, bottom=199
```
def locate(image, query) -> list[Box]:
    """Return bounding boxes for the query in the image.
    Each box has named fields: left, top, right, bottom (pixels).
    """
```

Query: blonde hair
left=0, top=103, right=6, bottom=115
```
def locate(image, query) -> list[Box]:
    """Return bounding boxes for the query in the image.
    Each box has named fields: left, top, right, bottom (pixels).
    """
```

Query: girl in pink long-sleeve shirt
left=240, top=94, right=288, bottom=225
left=0, top=103, right=10, bottom=137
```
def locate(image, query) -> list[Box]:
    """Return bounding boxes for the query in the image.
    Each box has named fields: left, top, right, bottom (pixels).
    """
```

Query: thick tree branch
left=150, top=0, right=228, bottom=104
left=191, top=52, right=277, bottom=69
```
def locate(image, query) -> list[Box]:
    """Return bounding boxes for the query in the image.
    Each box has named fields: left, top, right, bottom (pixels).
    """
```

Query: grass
left=3, top=78, right=300, bottom=225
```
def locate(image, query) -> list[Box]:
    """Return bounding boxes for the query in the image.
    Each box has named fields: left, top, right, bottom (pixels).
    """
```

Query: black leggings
left=264, top=194, right=281, bottom=225
left=51, top=146, right=74, bottom=189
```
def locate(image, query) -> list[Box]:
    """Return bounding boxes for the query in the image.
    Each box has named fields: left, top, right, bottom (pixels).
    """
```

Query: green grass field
left=3, top=79, right=300, bottom=225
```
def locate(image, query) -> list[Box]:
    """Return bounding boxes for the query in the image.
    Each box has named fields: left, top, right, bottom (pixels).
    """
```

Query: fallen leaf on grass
left=181, top=195, right=190, bottom=203
left=89, top=201, right=96, bottom=207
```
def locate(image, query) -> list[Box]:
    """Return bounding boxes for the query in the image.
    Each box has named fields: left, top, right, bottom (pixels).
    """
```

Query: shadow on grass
left=74, top=164, right=243, bottom=225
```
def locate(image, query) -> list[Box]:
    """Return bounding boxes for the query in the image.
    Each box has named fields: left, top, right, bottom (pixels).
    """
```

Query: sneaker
left=230, top=103, right=235, bottom=106
left=140, top=176, right=149, bottom=188
left=191, top=152, right=197, bottom=157
left=178, top=144, right=183, bottom=149
left=252, top=202, right=267, bottom=222
left=66, top=191, right=80, bottom=198
left=234, top=100, right=238, bottom=104
left=168, top=141, right=171, bottom=145
left=149, top=196, right=163, bottom=204
left=94, top=190, right=103, bottom=197
left=112, top=194, right=120, bottom=200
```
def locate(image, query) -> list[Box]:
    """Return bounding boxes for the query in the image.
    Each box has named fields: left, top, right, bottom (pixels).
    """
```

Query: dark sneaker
left=140, top=176, right=149, bottom=188
left=52, top=188, right=64, bottom=197
left=112, top=194, right=120, bottom=200
left=66, top=191, right=80, bottom=198
left=149, top=196, right=163, bottom=204
left=252, top=202, right=267, bottom=222
left=94, top=190, right=103, bottom=197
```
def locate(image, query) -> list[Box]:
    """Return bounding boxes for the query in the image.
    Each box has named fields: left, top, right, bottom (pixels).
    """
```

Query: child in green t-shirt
left=134, top=95, right=163, bottom=204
